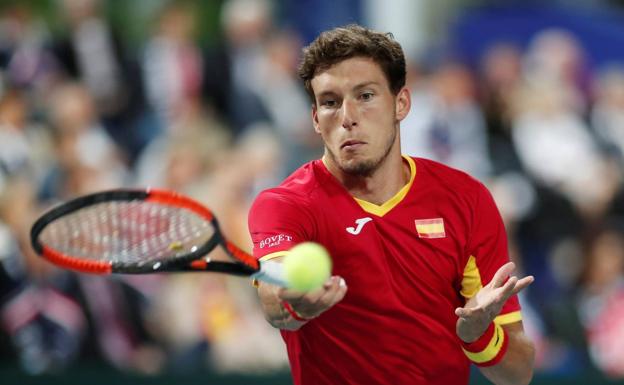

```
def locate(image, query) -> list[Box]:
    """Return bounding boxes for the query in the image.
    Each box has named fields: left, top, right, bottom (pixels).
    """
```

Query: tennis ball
left=283, top=242, right=332, bottom=291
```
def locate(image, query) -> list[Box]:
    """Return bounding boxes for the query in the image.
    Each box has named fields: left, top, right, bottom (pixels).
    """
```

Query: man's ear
left=312, top=104, right=321, bottom=134
left=395, top=87, right=411, bottom=121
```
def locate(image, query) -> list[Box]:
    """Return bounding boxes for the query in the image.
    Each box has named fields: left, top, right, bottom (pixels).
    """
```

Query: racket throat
left=252, top=261, right=287, bottom=287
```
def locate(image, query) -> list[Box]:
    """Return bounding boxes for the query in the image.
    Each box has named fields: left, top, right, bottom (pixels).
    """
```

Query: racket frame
left=30, top=189, right=260, bottom=276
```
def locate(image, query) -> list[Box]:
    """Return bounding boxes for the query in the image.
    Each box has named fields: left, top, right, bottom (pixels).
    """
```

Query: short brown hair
left=298, top=24, right=406, bottom=103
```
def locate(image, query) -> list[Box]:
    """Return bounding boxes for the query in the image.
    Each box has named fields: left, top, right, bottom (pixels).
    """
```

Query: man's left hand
left=455, top=262, right=534, bottom=342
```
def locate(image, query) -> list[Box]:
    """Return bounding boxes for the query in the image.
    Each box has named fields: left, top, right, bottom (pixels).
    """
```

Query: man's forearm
left=478, top=323, right=535, bottom=385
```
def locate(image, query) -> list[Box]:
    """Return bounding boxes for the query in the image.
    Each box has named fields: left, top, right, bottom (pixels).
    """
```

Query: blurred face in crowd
left=311, top=56, right=410, bottom=176
left=0, top=91, right=27, bottom=129
left=587, top=231, right=624, bottom=290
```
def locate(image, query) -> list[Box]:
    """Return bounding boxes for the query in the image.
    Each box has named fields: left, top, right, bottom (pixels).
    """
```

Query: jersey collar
left=318, top=155, right=417, bottom=217
left=353, top=155, right=416, bottom=217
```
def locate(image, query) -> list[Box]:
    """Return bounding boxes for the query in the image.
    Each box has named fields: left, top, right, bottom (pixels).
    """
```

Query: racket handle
left=252, top=261, right=288, bottom=287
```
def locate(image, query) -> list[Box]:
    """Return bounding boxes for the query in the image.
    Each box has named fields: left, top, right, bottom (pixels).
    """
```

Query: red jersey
left=248, top=156, right=522, bottom=385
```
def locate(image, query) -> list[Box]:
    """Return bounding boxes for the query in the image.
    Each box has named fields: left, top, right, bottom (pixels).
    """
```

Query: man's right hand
left=257, top=275, right=347, bottom=330
left=279, top=276, right=348, bottom=320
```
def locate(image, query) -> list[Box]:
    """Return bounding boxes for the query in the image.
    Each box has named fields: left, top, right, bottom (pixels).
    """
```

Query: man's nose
left=341, top=99, right=358, bottom=130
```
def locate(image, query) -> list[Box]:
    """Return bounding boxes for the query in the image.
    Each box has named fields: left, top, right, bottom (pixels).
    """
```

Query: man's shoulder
left=280, top=160, right=324, bottom=193
left=413, top=157, right=483, bottom=191
left=252, top=160, right=324, bottom=207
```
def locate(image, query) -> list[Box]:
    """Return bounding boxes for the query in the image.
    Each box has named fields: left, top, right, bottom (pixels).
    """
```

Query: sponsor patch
left=259, top=234, right=293, bottom=248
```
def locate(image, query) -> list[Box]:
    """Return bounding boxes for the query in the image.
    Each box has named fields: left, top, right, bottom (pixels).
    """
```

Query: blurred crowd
left=0, top=0, right=623, bottom=380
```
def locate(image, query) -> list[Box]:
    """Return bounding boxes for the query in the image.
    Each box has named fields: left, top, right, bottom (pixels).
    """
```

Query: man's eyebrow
left=353, top=81, right=379, bottom=90
left=315, top=81, right=380, bottom=99
left=316, top=90, right=338, bottom=99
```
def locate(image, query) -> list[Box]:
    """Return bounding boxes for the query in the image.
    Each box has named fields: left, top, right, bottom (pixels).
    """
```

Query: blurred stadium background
left=1, top=0, right=624, bottom=384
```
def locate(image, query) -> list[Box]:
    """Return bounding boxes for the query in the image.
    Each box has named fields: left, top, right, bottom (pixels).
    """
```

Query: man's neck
left=324, top=151, right=410, bottom=206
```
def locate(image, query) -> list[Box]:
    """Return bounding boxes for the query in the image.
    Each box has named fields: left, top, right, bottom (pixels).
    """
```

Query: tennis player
left=249, top=24, right=535, bottom=385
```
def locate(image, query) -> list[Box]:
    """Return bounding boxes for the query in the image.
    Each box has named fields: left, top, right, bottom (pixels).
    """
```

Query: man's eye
left=361, top=92, right=374, bottom=100
left=321, top=100, right=337, bottom=107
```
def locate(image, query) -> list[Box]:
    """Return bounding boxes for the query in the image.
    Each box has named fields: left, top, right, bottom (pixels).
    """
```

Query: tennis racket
left=30, top=188, right=286, bottom=286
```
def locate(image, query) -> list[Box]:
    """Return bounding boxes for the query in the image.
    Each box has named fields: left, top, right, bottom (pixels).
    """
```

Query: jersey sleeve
left=248, top=190, right=315, bottom=261
left=462, top=182, right=522, bottom=325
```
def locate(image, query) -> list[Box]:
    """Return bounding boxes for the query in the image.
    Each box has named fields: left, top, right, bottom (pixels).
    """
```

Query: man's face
left=311, top=56, right=410, bottom=176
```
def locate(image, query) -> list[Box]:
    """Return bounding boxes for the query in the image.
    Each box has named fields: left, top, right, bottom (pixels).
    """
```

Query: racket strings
left=39, top=201, right=215, bottom=264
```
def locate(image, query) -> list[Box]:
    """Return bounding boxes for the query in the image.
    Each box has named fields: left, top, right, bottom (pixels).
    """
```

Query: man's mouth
left=341, top=140, right=365, bottom=150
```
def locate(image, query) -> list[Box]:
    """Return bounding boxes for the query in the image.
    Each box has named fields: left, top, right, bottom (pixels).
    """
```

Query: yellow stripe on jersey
left=495, top=311, right=522, bottom=325
left=461, top=255, right=482, bottom=299
left=259, top=250, right=290, bottom=262
left=353, top=155, right=417, bottom=217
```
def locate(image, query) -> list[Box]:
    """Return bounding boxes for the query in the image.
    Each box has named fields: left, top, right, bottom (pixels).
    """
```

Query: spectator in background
left=401, top=60, right=492, bottom=180
left=54, top=0, right=146, bottom=161
left=0, top=88, right=53, bottom=188
left=512, top=29, right=618, bottom=221
left=0, top=177, right=85, bottom=375
left=0, top=4, right=58, bottom=97
left=246, top=30, right=321, bottom=174
left=510, top=76, right=618, bottom=219
left=134, top=118, right=230, bottom=196
left=142, top=1, right=203, bottom=129
left=203, top=0, right=273, bottom=136
left=133, top=92, right=232, bottom=193
left=39, top=82, right=128, bottom=201
left=478, top=42, right=538, bottom=278
left=591, top=65, right=624, bottom=161
left=523, top=28, right=592, bottom=108
left=577, top=223, right=624, bottom=378
left=55, top=0, right=125, bottom=115
left=479, top=43, right=525, bottom=175
left=509, top=72, right=612, bottom=358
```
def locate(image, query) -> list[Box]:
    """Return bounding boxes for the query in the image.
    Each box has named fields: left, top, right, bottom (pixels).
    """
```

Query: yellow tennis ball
left=283, top=242, right=332, bottom=291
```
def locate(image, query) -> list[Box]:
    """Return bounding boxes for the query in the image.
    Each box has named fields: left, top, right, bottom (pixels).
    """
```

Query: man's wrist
left=282, top=301, right=312, bottom=322
left=460, top=322, right=509, bottom=367
left=458, top=319, right=493, bottom=343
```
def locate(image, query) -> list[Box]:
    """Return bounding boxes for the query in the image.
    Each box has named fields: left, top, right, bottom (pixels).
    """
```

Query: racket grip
left=252, top=261, right=288, bottom=287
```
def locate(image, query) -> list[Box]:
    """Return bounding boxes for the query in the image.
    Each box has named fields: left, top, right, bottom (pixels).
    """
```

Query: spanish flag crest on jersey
left=415, top=218, right=445, bottom=239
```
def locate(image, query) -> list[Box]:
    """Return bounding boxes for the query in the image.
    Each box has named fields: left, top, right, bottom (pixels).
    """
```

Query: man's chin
left=339, top=159, right=377, bottom=177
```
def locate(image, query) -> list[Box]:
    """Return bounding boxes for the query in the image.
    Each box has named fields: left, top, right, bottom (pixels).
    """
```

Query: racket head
left=30, top=189, right=258, bottom=275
